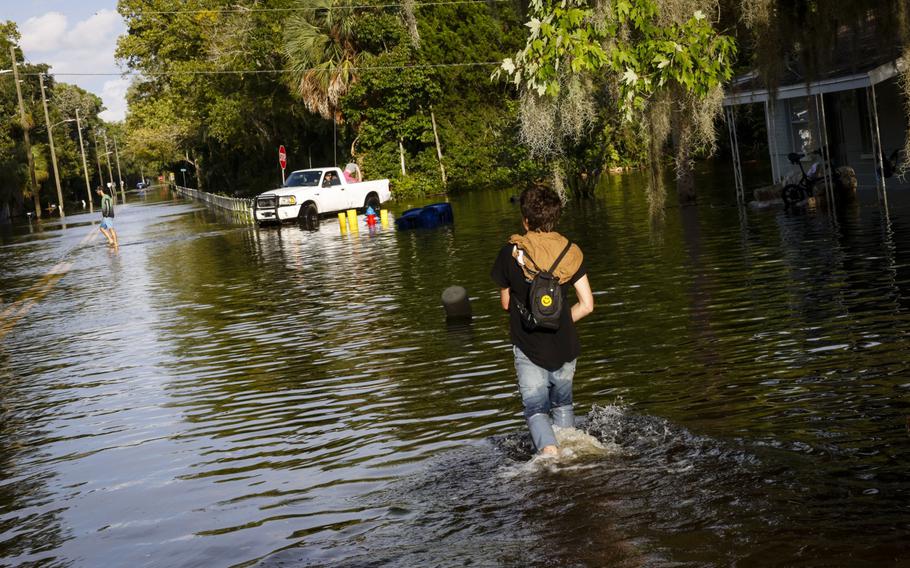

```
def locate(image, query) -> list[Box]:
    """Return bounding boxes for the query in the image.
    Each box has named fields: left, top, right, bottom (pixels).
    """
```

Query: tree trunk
left=399, top=138, right=407, bottom=176
left=647, top=114, right=664, bottom=201
left=430, top=108, right=447, bottom=187
left=186, top=150, right=204, bottom=192
left=30, top=173, right=41, bottom=219
left=673, top=109, right=697, bottom=204
left=676, top=149, right=696, bottom=204
left=402, top=0, right=420, bottom=47
left=196, top=153, right=204, bottom=192
left=350, top=135, right=360, bottom=161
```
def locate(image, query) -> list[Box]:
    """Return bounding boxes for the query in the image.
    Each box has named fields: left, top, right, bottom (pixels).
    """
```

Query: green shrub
left=390, top=174, right=442, bottom=199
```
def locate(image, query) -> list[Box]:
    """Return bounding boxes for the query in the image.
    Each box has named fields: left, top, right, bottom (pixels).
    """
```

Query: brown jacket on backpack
left=508, top=231, right=583, bottom=284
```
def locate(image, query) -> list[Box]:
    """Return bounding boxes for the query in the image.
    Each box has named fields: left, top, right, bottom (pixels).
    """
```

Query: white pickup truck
left=253, top=167, right=391, bottom=226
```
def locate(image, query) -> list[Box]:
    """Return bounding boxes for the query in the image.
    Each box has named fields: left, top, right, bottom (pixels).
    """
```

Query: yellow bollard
left=380, top=209, right=389, bottom=228
left=346, top=209, right=359, bottom=232
left=338, top=212, right=347, bottom=234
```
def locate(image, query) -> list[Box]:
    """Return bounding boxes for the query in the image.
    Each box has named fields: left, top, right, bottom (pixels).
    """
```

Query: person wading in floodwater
left=491, top=185, right=594, bottom=458
left=96, top=186, right=119, bottom=247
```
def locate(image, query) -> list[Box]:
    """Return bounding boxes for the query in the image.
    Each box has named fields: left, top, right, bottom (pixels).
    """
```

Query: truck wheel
left=299, top=202, right=319, bottom=229
left=364, top=193, right=381, bottom=212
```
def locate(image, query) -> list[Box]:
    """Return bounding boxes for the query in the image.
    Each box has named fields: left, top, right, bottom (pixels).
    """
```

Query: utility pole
left=10, top=46, right=41, bottom=219
left=39, top=73, right=65, bottom=218
left=112, top=136, right=124, bottom=203
left=93, top=129, right=106, bottom=190
left=75, top=109, right=93, bottom=213
left=102, top=131, right=115, bottom=202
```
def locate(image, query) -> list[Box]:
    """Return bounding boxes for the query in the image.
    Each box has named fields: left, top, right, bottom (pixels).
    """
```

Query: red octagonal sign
left=278, top=145, right=287, bottom=170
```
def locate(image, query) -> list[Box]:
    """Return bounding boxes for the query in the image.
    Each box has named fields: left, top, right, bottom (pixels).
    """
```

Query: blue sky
left=4, top=0, right=128, bottom=121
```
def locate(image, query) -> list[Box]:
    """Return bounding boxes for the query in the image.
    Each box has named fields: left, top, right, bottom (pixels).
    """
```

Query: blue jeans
left=513, top=346, right=576, bottom=451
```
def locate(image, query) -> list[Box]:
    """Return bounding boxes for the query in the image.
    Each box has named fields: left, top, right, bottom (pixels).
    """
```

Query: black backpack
left=101, top=196, right=115, bottom=218
left=514, top=241, right=573, bottom=331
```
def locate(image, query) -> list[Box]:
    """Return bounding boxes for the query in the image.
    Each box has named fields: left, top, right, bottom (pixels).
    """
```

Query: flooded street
left=1, top=179, right=909, bottom=566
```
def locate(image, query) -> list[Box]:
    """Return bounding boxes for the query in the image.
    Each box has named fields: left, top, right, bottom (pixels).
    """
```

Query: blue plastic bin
left=395, top=203, right=454, bottom=230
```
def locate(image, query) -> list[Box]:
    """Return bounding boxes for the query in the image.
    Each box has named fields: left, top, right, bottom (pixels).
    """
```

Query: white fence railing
left=172, top=185, right=254, bottom=220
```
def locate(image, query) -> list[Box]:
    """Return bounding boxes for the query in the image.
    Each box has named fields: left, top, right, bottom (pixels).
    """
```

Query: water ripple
left=2, top=184, right=910, bottom=565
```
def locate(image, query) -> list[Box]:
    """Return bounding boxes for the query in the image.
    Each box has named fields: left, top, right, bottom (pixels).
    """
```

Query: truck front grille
left=256, top=195, right=278, bottom=209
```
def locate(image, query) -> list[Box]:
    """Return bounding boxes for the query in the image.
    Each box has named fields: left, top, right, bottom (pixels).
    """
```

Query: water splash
left=498, top=423, right=622, bottom=477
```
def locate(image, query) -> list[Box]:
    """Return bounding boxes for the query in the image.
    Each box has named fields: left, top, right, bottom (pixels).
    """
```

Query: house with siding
left=723, top=34, right=908, bottom=202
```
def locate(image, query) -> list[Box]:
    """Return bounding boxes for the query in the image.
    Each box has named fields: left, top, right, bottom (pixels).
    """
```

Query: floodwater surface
left=1, top=177, right=909, bottom=567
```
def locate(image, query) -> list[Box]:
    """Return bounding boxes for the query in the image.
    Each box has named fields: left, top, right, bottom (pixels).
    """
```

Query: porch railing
left=172, top=185, right=254, bottom=220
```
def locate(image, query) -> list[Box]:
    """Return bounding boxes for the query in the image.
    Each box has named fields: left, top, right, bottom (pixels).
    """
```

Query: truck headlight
left=279, top=195, right=297, bottom=206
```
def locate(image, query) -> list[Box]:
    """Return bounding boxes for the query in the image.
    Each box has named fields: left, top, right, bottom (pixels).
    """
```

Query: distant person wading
left=96, top=186, right=119, bottom=247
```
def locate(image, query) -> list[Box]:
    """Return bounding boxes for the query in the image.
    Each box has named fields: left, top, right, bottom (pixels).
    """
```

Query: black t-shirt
left=491, top=244, right=587, bottom=371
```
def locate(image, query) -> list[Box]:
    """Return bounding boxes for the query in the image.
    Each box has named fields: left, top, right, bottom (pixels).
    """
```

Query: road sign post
left=278, top=145, right=287, bottom=184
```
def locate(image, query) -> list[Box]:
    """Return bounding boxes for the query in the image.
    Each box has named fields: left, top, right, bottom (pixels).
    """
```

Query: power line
left=22, top=61, right=503, bottom=78
left=127, top=0, right=510, bottom=15
left=16, top=1, right=514, bottom=81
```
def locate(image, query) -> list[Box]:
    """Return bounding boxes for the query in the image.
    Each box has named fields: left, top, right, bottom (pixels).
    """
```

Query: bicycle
left=780, top=150, right=824, bottom=207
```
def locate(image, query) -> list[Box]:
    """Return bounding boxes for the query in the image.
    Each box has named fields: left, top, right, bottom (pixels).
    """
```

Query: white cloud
left=98, top=78, right=130, bottom=122
left=39, top=10, right=122, bottom=76
left=18, top=9, right=128, bottom=122
left=63, top=10, right=121, bottom=51
left=20, top=12, right=68, bottom=53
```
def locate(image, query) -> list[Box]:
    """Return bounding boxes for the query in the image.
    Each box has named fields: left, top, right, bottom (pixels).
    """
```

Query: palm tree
left=283, top=0, right=359, bottom=122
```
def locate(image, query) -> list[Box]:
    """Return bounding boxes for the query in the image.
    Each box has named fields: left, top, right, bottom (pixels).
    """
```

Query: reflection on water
left=1, top=178, right=909, bottom=566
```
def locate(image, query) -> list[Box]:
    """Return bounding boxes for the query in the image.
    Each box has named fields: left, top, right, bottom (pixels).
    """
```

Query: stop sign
left=278, top=145, right=287, bottom=170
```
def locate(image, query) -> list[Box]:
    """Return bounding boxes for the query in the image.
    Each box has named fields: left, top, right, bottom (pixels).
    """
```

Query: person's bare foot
left=539, top=445, right=558, bottom=457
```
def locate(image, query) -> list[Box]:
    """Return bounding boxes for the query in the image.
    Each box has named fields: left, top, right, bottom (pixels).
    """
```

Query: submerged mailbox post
left=442, top=286, right=472, bottom=321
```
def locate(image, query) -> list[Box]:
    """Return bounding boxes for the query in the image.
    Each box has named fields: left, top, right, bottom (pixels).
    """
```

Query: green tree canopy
left=497, top=0, right=736, bottom=203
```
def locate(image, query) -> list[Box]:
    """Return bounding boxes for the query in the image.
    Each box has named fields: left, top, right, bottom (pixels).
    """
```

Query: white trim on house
left=723, top=56, right=907, bottom=106
left=724, top=73, right=871, bottom=105
left=868, top=57, right=907, bottom=86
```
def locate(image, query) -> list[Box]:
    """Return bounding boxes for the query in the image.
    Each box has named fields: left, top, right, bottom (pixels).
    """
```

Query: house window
left=789, top=98, right=813, bottom=155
